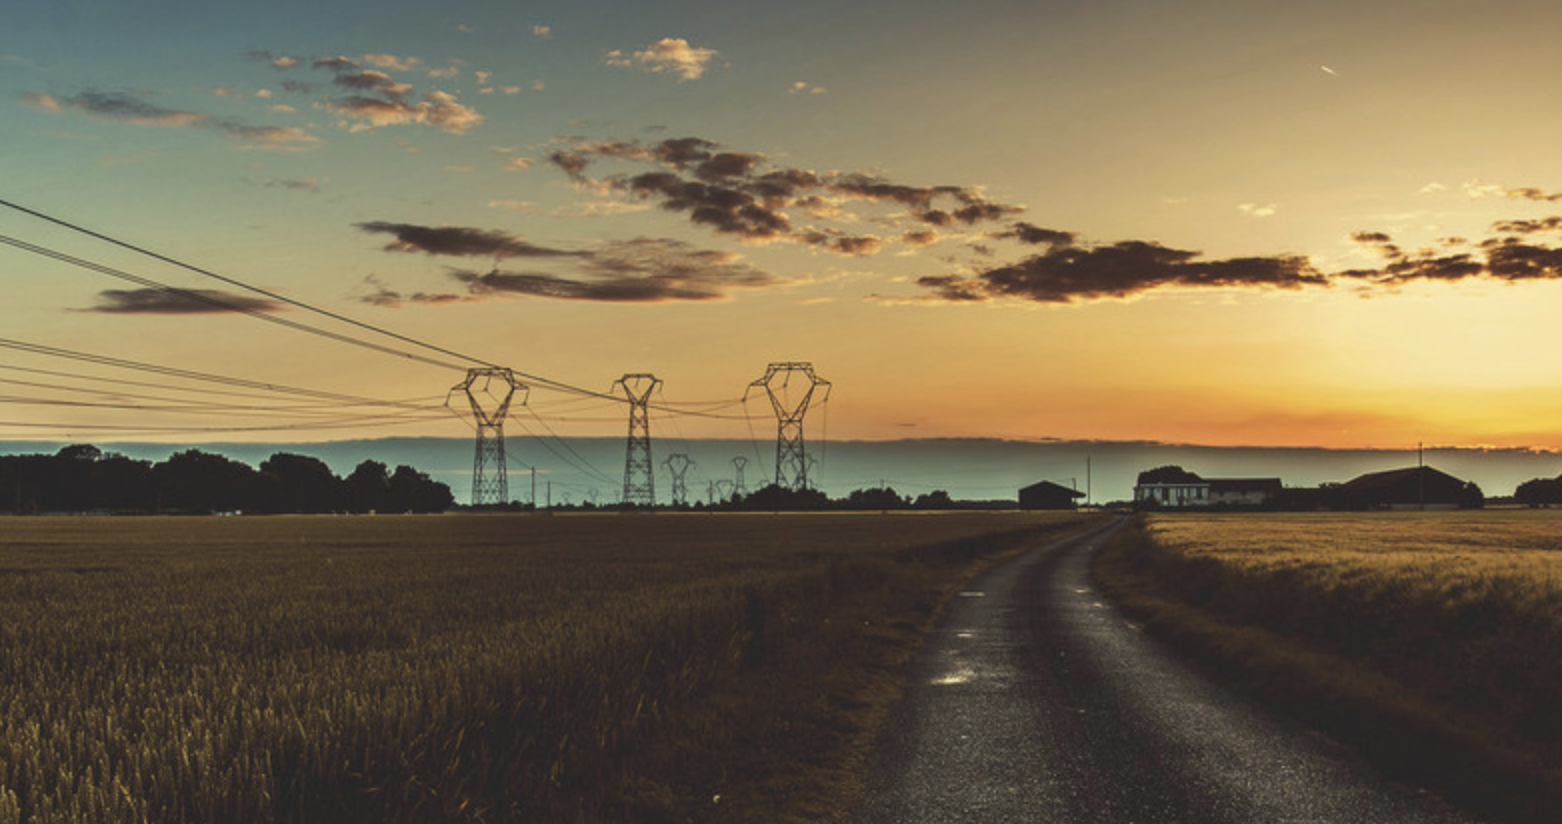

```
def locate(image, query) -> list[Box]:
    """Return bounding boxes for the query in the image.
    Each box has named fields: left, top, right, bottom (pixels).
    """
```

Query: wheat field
left=0, top=511, right=1092, bottom=823
left=1096, top=510, right=1562, bottom=822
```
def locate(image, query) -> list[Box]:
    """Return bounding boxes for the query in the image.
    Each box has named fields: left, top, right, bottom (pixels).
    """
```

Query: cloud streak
left=916, top=211, right=1562, bottom=304
left=18, top=89, right=318, bottom=149
left=356, top=223, right=781, bottom=303
left=85, top=288, right=287, bottom=315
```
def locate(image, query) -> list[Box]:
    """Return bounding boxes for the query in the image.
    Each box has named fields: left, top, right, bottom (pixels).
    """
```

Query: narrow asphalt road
left=854, top=517, right=1489, bottom=824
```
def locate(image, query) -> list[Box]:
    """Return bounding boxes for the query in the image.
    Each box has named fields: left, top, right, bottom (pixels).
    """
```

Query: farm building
left=1337, top=466, right=1483, bottom=510
left=1209, top=478, right=1284, bottom=507
left=1134, top=466, right=1282, bottom=509
left=1018, top=480, right=1085, bottom=510
left=1134, top=465, right=1207, bottom=508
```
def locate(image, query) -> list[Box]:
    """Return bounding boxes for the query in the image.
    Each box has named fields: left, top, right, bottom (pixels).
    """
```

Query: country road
left=853, top=518, right=1489, bottom=824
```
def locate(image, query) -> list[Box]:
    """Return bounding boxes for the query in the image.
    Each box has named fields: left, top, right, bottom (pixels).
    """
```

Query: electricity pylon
left=746, top=362, right=831, bottom=491
left=453, top=368, right=526, bottom=507
left=615, top=373, right=661, bottom=508
left=664, top=453, right=694, bottom=507
left=731, top=456, right=749, bottom=497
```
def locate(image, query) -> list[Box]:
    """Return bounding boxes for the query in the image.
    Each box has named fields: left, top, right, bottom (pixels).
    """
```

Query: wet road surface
left=854, top=518, right=1489, bottom=824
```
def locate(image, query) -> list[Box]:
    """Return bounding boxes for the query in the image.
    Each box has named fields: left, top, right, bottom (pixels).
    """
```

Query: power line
left=0, top=336, right=440, bottom=411
left=0, top=199, right=792, bottom=436
left=0, top=199, right=498, bottom=371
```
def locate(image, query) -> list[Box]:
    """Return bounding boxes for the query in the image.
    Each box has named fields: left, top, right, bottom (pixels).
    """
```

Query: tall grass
left=1094, top=511, right=1562, bottom=823
left=0, top=511, right=1092, bottom=823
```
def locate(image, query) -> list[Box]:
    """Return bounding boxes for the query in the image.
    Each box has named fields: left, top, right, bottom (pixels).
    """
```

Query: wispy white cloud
left=605, top=38, right=720, bottom=81
left=362, top=54, right=421, bottom=72
left=1238, top=202, right=1278, bottom=218
left=789, top=81, right=827, bottom=95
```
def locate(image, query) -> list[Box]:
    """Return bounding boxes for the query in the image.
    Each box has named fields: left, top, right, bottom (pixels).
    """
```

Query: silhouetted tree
left=344, top=460, right=392, bottom=513
left=260, top=453, right=342, bottom=513
left=91, top=453, right=154, bottom=512
left=1515, top=477, right=1562, bottom=507
left=386, top=464, right=454, bottom=513
left=844, top=486, right=909, bottom=510
left=739, top=483, right=830, bottom=511
left=913, top=490, right=956, bottom=510
left=152, top=450, right=265, bottom=513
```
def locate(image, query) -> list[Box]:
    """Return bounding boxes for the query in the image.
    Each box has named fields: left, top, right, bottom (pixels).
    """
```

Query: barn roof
left=1019, top=480, right=1085, bottom=498
left=1340, top=465, right=1466, bottom=493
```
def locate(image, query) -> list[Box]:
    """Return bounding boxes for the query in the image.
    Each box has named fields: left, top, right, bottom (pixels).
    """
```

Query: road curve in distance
left=854, top=517, right=1490, bottom=824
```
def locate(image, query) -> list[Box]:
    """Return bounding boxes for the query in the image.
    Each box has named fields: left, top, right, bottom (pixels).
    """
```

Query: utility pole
left=453, top=368, right=526, bottom=507
left=746, top=362, right=831, bottom=491
left=664, top=453, right=694, bottom=508
left=615, top=373, right=661, bottom=508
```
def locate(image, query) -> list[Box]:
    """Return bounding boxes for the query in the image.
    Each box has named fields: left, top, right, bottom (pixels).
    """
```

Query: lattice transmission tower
left=615, top=373, right=661, bottom=508
left=453, top=368, right=526, bottom=507
left=745, top=362, right=831, bottom=491
left=663, top=453, right=694, bottom=507
left=731, top=456, right=749, bottom=497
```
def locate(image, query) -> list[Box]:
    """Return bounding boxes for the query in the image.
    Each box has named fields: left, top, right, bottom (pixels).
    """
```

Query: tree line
left=0, top=445, right=453, bottom=515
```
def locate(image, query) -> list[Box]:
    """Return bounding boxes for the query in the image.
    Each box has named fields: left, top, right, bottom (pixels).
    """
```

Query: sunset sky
left=5, top=0, right=1562, bottom=452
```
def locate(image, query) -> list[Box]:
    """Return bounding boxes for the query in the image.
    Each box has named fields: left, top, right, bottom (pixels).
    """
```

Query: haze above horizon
left=5, top=0, right=1562, bottom=452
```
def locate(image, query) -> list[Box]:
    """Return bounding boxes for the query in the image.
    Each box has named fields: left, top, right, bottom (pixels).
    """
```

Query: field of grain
left=1094, top=511, right=1562, bottom=823
left=0, top=511, right=1093, bottom=824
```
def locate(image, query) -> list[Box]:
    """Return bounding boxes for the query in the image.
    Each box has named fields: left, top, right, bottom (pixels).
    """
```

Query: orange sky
left=4, top=0, right=1562, bottom=452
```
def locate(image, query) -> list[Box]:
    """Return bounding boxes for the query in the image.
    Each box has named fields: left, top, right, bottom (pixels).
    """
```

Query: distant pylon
left=453, top=368, right=526, bottom=507
left=664, top=453, right=694, bottom=507
left=731, top=455, right=749, bottom=497
left=746, top=362, right=831, bottom=491
left=615, top=373, right=661, bottom=508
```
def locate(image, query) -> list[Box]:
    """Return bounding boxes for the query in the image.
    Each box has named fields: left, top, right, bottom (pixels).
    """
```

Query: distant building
left=1018, top=480, right=1085, bottom=510
left=1134, top=465, right=1208, bottom=508
left=1208, top=478, right=1284, bottom=507
left=1337, top=466, right=1482, bottom=510
left=1134, top=466, right=1282, bottom=509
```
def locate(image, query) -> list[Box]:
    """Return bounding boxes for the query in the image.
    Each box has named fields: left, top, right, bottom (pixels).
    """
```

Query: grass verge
left=1091, top=514, right=1562, bottom=824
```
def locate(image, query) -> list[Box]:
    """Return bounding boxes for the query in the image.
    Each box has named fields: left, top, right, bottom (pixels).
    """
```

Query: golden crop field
left=0, top=511, right=1093, bottom=824
left=1096, top=511, right=1562, bottom=822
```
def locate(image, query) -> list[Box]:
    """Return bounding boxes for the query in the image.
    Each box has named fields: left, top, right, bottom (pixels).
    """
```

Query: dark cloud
left=264, top=178, right=323, bottom=193
left=1483, top=241, right=1562, bottom=280
left=544, top=135, right=1023, bottom=254
left=357, top=222, right=586, bottom=259
left=357, top=225, right=781, bottom=304
left=86, top=288, right=286, bottom=315
left=626, top=172, right=791, bottom=240
left=313, top=56, right=361, bottom=72
left=1350, top=230, right=1403, bottom=259
left=1502, top=187, right=1562, bottom=203
left=918, top=214, right=1562, bottom=303
left=55, top=92, right=207, bottom=127
left=334, top=70, right=405, bottom=93
left=547, top=150, right=590, bottom=180
left=916, top=274, right=990, bottom=302
left=1490, top=217, right=1562, bottom=235
left=1001, top=222, right=1077, bottom=247
left=25, top=90, right=317, bottom=148
left=283, top=55, right=482, bottom=133
left=796, top=231, right=883, bottom=256
left=929, top=241, right=1326, bottom=304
